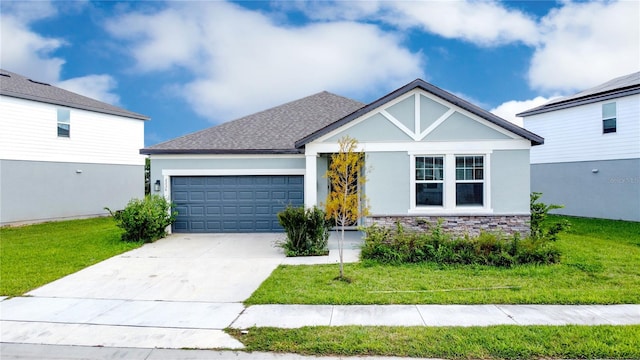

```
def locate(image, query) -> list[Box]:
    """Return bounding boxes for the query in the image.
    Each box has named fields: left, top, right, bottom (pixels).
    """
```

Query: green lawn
left=229, top=325, right=640, bottom=359
left=0, top=217, right=142, bottom=296
left=246, top=216, right=640, bottom=305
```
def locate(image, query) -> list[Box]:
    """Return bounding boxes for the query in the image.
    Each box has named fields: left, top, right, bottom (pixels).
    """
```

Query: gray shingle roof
left=517, top=71, right=640, bottom=117
left=141, top=91, right=365, bottom=154
left=297, top=79, right=544, bottom=147
left=0, top=69, right=148, bottom=120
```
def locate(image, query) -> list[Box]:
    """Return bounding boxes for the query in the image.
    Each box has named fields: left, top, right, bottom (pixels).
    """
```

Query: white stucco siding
left=0, top=96, right=145, bottom=165
left=524, top=94, right=640, bottom=164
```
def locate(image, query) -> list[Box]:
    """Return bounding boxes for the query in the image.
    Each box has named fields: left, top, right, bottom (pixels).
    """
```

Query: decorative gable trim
left=296, top=79, right=544, bottom=147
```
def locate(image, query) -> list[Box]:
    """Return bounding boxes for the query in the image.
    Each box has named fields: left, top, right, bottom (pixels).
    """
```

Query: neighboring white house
left=142, top=79, right=543, bottom=235
left=518, top=71, right=640, bottom=222
left=0, top=69, right=149, bottom=225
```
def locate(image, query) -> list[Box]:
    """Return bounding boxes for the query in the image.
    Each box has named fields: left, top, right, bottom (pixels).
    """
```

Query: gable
left=316, top=90, right=515, bottom=144
left=424, top=112, right=512, bottom=141
left=325, top=113, right=413, bottom=142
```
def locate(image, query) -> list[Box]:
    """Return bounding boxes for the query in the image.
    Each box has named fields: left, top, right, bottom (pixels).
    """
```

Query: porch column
left=304, top=153, right=317, bottom=208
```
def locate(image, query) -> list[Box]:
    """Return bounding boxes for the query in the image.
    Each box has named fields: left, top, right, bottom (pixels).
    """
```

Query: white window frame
left=57, top=108, right=70, bottom=138
left=602, top=102, right=616, bottom=134
left=454, top=155, right=485, bottom=207
left=409, top=152, right=492, bottom=214
left=414, top=155, right=445, bottom=208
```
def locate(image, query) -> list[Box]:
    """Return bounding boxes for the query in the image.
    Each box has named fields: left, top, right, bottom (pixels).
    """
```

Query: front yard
left=2, top=215, right=638, bottom=359
left=0, top=217, right=142, bottom=296
left=246, top=216, right=640, bottom=305
left=236, top=216, right=640, bottom=359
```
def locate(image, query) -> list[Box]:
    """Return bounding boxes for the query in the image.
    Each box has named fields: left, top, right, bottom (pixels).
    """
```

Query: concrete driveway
left=0, top=232, right=363, bottom=349
left=28, top=233, right=286, bottom=302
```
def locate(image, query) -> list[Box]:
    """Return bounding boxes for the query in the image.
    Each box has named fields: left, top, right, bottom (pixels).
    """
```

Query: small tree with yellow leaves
left=325, top=136, right=369, bottom=280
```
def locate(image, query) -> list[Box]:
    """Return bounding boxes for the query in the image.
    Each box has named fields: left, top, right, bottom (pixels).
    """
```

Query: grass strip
left=229, top=325, right=640, bottom=359
left=0, top=217, right=142, bottom=296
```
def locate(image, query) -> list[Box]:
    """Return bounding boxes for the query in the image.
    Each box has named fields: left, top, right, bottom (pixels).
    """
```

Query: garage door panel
left=205, top=177, right=222, bottom=186
left=190, top=177, right=206, bottom=186
left=223, top=191, right=237, bottom=200
left=190, top=221, right=205, bottom=231
left=238, top=191, right=253, bottom=200
left=223, top=177, right=238, bottom=185
left=173, top=192, right=189, bottom=202
left=239, top=206, right=254, bottom=215
left=270, top=177, right=286, bottom=185
left=206, top=191, right=221, bottom=201
left=173, top=221, right=188, bottom=231
left=288, top=176, right=303, bottom=185
left=189, top=191, right=205, bottom=202
left=255, top=206, right=270, bottom=215
left=190, top=206, right=205, bottom=216
left=172, top=175, right=303, bottom=233
left=206, top=221, right=222, bottom=231
left=289, top=191, right=303, bottom=200
left=206, top=206, right=221, bottom=215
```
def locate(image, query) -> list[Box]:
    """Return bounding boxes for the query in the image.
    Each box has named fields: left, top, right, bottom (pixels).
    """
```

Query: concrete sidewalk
left=232, top=304, right=640, bottom=328
left=0, top=343, right=421, bottom=360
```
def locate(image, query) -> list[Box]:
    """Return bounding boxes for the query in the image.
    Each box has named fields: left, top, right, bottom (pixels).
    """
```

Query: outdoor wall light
left=154, top=180, right=161, bottom=192
left=592, top=169, right=599, bottom=174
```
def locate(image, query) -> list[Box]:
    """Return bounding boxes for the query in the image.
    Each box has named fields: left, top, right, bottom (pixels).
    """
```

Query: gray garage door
left=171, top=175, right=304, bottom=233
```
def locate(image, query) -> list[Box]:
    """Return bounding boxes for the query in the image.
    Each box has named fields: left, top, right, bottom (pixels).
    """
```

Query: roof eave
left=517, top=86, right=640, bottom=117
left=140, top=148, right=304, bottom=155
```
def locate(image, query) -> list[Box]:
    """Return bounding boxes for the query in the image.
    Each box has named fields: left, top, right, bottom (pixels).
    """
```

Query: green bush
left=277, top=205, right=331, bottom=256
left=530, top=192, right=570, bottom=241
left=361, top=193, right=568, bottom=267
left=105, top=195, right=176, bottom=243
left=360, top=221, right=560, bottom=267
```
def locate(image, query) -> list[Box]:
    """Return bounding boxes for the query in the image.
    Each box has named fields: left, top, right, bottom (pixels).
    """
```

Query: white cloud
left=529, top=0, right=640, bottom=93
left=0, top=1, right=121, bottom=104
left=0, top=0, right=58, bottom=22
left=57, top=75, right=120, bottom=105
left=105, top=1, right=423, bottom=122
left=381, top=1, right=540, bottom=46
left=284, top=0, right=540, bottom=46
left=490, top=96, right=556, bottom=126
left=0, top=14, right=66, bottom=83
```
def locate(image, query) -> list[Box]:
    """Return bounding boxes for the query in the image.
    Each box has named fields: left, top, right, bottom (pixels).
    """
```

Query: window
left=455, top=156, right=484, bottom=206
left=57, top=108, right=70, bottom=137
left=415, top=156, right=444, bottom=206
left=602, top=102, right=616, bottom=134
left=412, top=153, right=488, bottom=211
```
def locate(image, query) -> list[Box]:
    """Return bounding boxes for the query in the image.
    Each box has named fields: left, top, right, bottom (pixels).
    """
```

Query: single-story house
left=0, top=69, right=148, bottom=226
left=142, top=79, right=543, bottom=235
left=518, top=71, right=640, bottom=221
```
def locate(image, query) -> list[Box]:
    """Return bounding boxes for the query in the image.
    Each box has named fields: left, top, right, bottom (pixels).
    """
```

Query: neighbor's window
left=415, top=156, right=444, bottom=206
left=602, top=102, right=616, bottom=134
left=455, top=156, right=484, bottom=206
left=57, top=108, right=70, bottom=137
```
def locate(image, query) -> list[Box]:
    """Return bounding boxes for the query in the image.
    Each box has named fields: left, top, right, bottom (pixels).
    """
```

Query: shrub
left=360, top=221, right=560, bottom=267
left=277, top=205, right=331, bottom=256
left=530, top=192, right=571, bottom=241
left=105, top=195, right=176, bottom=243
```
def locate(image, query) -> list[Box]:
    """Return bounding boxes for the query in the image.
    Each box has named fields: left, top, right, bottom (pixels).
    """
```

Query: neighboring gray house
left=0, top=69, right=148, bottom=225
left=143, top=79, right=543, bottom=235
left=518, top=72, right=640, bottom=222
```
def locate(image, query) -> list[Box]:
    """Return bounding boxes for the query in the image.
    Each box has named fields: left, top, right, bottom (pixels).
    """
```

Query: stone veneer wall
left=366, top=215, right=531, bottom=237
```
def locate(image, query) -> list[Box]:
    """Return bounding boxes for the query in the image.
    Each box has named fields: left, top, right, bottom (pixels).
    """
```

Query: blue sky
left=2, top=1, right=638, bottom=146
